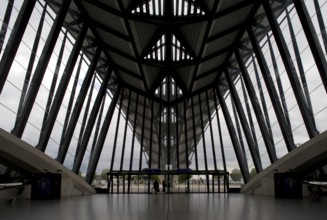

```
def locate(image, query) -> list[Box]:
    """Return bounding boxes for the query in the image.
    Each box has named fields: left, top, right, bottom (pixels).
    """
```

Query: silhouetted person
left=153, top=180, right=159, bottom=193
left=162, top=180, right=166, bottom=192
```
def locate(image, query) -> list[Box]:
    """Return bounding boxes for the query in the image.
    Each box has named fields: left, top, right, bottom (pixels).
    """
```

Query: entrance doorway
left=106, top=170, right=229, bottom=194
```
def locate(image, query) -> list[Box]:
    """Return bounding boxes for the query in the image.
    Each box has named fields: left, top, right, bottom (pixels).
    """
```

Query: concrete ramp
left=241, top=130, right=327, bottom=196
left=0, top=129, right=95, bottom=198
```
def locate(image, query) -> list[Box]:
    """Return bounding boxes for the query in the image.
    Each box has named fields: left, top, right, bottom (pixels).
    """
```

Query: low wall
left=0, top=129, right=96, bottom=198
left=241, top=130, right=327, bottom=196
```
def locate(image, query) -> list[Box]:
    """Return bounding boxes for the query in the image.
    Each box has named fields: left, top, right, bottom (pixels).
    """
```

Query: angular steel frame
left=0, top=0, right=36, bottom=93
left=1, top=0, right=327, bottom=189
left=235, top=50, right=277, bottom=163
left=247, top=25, right=296, bottom=152
left=215, top=86, right=250, bottom=183
left=85, top=85, right=122, bottom=183
left=286, top=8, right=315, bottom=127
left=212, top=89, right=227, bottom=173
left=293, top=0, right=327, bottom=95
left=205, top=90, right=218, bottom=171
left=17, top=3, right=47, bottom=118
left=73, top=69, right=112, bottom=173
left=263, top=1, right=318, bottom=138
left=225, top=70, right=262, bottom=173
left=110, top=87, right=124, bottom=172
left=36, top=24, right=88, bottom=152
left=57, top=46, right=101, bottom=163
left=0, top=0, right=14, bottom=55
left=120, top=89, right=132, bottom=171
left=11, top=0, right=72, bottom=138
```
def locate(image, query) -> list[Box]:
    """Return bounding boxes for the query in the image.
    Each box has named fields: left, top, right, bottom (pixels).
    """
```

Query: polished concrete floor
left=1, top=193, right=326, bottom=220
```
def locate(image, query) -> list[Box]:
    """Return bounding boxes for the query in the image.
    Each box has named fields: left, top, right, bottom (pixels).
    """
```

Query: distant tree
left=101, top=168, right=110, bottom=180
left=178, top=174, right=192, bottom=183
left=150, top=175, right=159, bottom=181
left=250, top=168, right=257, bottom=178
left=213, top=174, right=225, bottom=182
left=230, top=169, right=242, bottom=182
left=133, top=175, right=147, bottom=181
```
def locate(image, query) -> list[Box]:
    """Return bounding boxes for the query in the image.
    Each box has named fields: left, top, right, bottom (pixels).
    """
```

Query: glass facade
left=0, top=0, right=327, bottom=192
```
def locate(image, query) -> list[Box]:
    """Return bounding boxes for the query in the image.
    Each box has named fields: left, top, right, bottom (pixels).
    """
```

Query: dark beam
left=11, top=0, right=71, bottom=138
left=293, top=0, right=327, bottom=95
left=0, top=0, right=36, bottom=93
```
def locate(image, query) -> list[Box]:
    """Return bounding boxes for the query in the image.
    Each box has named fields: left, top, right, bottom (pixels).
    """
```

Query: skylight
left=131, top=0, right=205, bottom=16
left=172, top=35, right=193, bottom=61
left=155, top=76, right=183, bottom=100
left=173, top=0, right=205, bottom=16
left=144, top=34, right=193, bottom=62
left=131, top=0, right=164, bottom=16
left=144, top=34, right=166, bottom=61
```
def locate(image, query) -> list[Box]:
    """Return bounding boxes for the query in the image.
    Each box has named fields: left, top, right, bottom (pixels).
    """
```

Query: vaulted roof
left=45, top=0, right=290, bottom=170
left=48, top=0, right=262, bottom=103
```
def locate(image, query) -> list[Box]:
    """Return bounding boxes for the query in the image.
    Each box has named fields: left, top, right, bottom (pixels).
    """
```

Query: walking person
left=153, top=179, right=159, bottom=193
left=162, top=180, right=166, bottom=192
